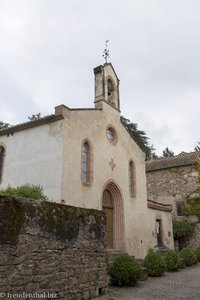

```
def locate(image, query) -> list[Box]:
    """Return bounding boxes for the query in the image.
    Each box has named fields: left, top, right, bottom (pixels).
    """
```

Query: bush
left=0, top=184, right=48, bottom=201
left=178, top=257, right=186, bottom=269
left=109, top=254, right=141, bottom=286
left=179, top=248, right=197, bottom=266
left=193, top=247, right=200, bottom=262
left=143, top=252, right=165, bottom=277
left=173, top=220, right=195, bottom=240
left=164, top=250, right=180, bottom=271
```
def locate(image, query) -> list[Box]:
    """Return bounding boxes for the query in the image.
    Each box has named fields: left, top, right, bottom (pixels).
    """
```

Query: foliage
left=150, top=151, right=159, bottom=159
left=162, top=147, right=175, bottom=157
left=109, top=254, right=141, bottom=286
left=194, top=141, right=200, bottom=151
left=163, top=250, right=180, bottom=271
left=143, top=252, right=165, bottom=277
left=178, top=257, right=186, bottom=269
left=197, top=158, right=200, bottom=182
left=179, top=248, right=197, bottom=266
left=168, top=167, right=179, bottom=173
left=28, top=113, right=42, bottom=121
left=173, top=220, right=195, bottom=239
left=184, top=196, right=200, bottom=222
left=0, top=121, right=10, bottom=129
left=193, top=247, right=200, bottom=262
left=120, top=116, right=155, bottom=160
left=0, top=184, right=48, bottom=201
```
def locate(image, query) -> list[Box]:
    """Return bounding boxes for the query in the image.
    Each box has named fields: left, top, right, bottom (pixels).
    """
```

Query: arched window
left=107, top=79, right=113, bottom=96
left=0, top=146, right=5, bottom=183
left=82, top=141, right=93, bottom=185
left=129, top=160, right=136, bottom=197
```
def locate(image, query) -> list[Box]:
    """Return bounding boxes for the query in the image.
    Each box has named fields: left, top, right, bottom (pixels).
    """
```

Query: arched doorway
left=102, top=181, right=124, bottom=251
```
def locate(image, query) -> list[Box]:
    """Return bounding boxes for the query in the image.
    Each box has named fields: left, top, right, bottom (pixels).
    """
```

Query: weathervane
left=102, top=40, right=110, bottom=63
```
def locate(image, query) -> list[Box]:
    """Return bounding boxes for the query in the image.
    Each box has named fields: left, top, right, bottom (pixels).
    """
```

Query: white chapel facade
left=0, top=63, right=174, bottom=258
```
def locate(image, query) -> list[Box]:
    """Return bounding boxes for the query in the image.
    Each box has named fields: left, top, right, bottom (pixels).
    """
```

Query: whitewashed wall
left=147, top=208, right=174, bottom=251
left=0, top=120, right=64, bottom=201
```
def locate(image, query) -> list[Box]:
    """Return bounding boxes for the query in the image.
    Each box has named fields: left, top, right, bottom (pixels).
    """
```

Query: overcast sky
left=0, top=0, right=199, bottom=155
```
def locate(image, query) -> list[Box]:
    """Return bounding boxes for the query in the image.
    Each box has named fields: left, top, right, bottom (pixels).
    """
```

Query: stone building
left=0, top=63, right=174, bottom=258
left=146, top=151, right=200, bottom=218
left=146, top=152, right=200, bottom=250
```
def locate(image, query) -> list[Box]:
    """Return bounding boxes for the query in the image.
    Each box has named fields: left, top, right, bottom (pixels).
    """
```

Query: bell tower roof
left=93, top=63, right=120, bottom=112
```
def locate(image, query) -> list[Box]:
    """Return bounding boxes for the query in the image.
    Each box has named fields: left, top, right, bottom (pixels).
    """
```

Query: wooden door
left=102, top=190, right=114, bottom=249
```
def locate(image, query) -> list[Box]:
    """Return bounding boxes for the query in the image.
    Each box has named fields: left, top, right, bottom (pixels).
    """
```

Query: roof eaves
left=146, top=152, right=200, bottom=172
left=0, top=114, right=64, bottom=137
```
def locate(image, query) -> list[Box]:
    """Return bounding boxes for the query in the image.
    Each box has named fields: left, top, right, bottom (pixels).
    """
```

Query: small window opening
left=176, top=202, right=185, bottom=216
left=0, top=146, right=5, bottom=183
left=82, top=142, right=90, bottom=184
left=107, top=80, right=113, bottom=96
left=129, top=160, right=136, bottom=196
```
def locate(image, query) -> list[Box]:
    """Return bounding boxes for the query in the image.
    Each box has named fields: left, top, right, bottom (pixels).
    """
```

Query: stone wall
left=0, top=196, right=108, bottom=300
left=186, top=223, right=200, bottom=249
left=146, top=165, right=199, bottom=216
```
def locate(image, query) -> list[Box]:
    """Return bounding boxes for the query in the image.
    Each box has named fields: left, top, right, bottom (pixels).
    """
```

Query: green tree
left=149, top=145, right=159, bottom=159
left=28, top=113, right=42, bottom=121
left=120, top=116, right=155, bottom=160
left=0, top=121, right=10, bottom=129
left=195, top=142, right=200, bottom=151
left=162, top=147, right=175, bottom=157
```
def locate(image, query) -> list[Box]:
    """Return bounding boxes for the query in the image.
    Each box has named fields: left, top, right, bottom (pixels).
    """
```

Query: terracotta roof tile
left=146, top=151, right=200, bottom=172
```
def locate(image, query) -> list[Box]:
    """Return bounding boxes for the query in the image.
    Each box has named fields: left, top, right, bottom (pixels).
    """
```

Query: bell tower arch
left=93, top=63, right=120, bottom=111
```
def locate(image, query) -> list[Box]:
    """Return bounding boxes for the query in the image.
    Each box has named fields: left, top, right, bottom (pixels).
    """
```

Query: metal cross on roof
left=102, top=40, right=110, bottom=63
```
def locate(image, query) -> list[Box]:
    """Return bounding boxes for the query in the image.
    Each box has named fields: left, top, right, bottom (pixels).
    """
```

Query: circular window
left=106, top=126, right=118, bottom=145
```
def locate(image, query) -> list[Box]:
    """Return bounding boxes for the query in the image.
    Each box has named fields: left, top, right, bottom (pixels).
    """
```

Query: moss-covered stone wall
left=0, top=196, right=108, bottom=300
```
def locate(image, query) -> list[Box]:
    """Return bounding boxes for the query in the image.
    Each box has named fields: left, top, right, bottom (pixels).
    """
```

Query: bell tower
left=93, top=63, right=120, bottom=111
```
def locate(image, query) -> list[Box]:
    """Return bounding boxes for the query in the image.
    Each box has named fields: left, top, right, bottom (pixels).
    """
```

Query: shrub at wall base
left=179, top=248, right=197, bottom=266
left=193, top=247, right=200, bottom=261
left=143, top=252, right=165, bottom=277
left=164, top=250, right=180, bottom=271
left=109, top=254, right=141, bottom=286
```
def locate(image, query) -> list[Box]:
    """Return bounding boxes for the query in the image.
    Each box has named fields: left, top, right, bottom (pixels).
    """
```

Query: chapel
left=0, top=62, right=174, bottom=258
